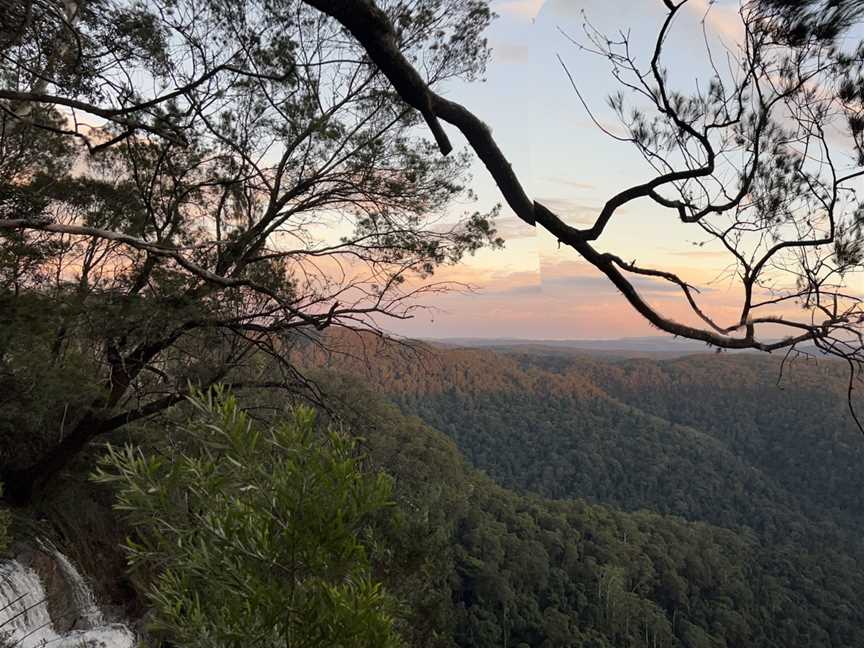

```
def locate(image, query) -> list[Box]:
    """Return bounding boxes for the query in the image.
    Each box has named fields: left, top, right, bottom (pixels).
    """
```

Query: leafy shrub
left=93, top=387, right=401, bottom=648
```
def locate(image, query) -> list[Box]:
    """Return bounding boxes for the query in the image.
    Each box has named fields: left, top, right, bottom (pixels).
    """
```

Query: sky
left=385, top=0, right=769, bottom=340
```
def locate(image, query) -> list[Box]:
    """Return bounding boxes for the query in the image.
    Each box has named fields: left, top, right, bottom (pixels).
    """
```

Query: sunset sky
left=387, top=0, right=826, bottom=341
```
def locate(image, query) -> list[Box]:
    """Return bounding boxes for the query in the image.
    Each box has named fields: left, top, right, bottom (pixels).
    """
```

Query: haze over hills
left=306, top=333, right=864, bottom=539
left=428, top=336, right=766, bottom=358
left=431, top=336, right=712, bottom=350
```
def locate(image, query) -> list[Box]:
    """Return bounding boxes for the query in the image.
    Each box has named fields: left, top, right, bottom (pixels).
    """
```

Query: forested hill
left=307, top=373, right=858, bottom=647
left=505, top=349, right=864, bottom=534
left=295, top=331, right=864, bottom=645
left=295, top=346, right=864, bottom=647
left=300, top=333, right=864, bottom=545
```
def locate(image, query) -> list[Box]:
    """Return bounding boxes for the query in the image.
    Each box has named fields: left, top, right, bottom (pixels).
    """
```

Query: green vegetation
left=321, top=371, right=864, bottom=648
left=355, top=347, right=863, bottom=544
left=93, top=388, right=402, bottom=648
left=4, top=335, right=864, bottom=648
left=291, top=337, right=864, bottom=647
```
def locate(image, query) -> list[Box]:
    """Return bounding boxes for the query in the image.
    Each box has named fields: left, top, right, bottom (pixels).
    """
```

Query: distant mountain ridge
left=430, top=336, right=741, bottom=354
left=429, top=335, right=823, bottom=359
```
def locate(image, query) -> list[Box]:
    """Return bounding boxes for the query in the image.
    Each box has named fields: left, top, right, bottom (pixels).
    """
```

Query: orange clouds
left=387, top=249, right=756, bottom=339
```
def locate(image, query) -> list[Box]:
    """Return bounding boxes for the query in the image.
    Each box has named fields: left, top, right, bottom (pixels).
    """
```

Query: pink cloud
left=497, top=0, right=546, bottom=19
left=385, top=250, right=756, bottom=339
left=683, top=0, right=745, bottom=44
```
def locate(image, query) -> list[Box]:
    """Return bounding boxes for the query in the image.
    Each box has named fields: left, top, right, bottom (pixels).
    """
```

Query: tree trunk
left=2, top=415, right=103, bottom=506
left=2, top=388, right=188, bottom=506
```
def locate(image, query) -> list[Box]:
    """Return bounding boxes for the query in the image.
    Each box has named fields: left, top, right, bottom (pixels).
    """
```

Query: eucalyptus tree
left=304, top=0, right=864, bottom=418
left=0, top=0, right=500, bottom=502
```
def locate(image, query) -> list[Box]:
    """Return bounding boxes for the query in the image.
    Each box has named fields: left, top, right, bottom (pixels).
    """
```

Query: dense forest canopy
left=296, top=334, right=864, bottom=646
left=6, top=345, right=864, bottom=647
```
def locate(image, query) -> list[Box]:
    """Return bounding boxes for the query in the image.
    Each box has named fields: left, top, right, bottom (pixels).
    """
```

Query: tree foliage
left=0, top=0, right=501, bottom=500
left=92, top=388, right=401, bottom=648
left=759, top=0, right=864, bottom=42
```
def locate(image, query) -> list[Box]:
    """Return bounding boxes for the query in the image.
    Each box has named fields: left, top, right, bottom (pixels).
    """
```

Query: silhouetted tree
left=304, top=0, right=864, bottom=421
left=0, top=0, right=501, bottom=501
